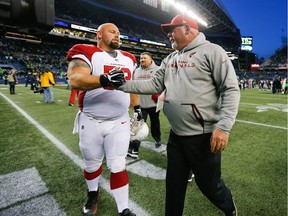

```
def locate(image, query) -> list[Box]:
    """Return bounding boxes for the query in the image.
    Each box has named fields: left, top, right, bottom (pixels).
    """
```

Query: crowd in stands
left=260, top=46, right=287, bottom=69
left=0, top=0, right=286, bottom=92
left=209, top=36, right=239, bottom=53
left=237, top=76, right=287, bottom=94
left=55, top=0, right=170, bottom=45
left=236, top=70, right=286, bottom=81
left=54, top=0, right=239, bottom=53
left=1, top=33, right=286, bottom=91
left=235, top=45, right=287, bottom=94
left=0, top=36, right=69, bottom=77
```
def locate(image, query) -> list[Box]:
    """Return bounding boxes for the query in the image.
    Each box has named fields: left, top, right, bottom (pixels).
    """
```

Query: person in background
left=66, top=75, right=79, bottom=106
left=30, top=71, right=39, bottom=91
left=40, top=68, right=55, bottom=103
left=127, top=52, right=162, bottom=159
left=65, top=75, right=70, bottom=89
left=272, top=76, right=281, bottom=95
left=8, top=68, right=18, bottom=94
left=68, top=88, right=79, bottom=106
left=25, top=72, right=32, bottom=87
left=115, top=13, right=240, bottom=216
left=66, top=23, right=138, bottom=216
left=3, top=72, right=8, bottom=85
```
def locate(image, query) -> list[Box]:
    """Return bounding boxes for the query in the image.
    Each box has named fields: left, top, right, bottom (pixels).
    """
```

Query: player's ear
left=96, top=31, right=101, bottom=39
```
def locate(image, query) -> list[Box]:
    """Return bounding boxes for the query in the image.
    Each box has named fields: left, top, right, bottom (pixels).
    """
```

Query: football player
left=66, top=23, right=139, bottom=216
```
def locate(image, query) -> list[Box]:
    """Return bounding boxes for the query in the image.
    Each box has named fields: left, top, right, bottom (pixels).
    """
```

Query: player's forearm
left=67, top=59, right=103, bottom=90
left=69, top=73, right=102, bottom=90
left=130, top=93, right=140, bottom=107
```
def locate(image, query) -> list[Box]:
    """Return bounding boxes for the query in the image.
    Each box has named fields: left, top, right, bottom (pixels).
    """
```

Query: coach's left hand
left=210, top=128, right=229, bottom=153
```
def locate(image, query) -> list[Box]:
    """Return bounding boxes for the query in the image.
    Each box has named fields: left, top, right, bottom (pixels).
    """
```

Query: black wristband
left=134, top=105, right=140, bottom=111
left=99, top=74, right=109, bottom=87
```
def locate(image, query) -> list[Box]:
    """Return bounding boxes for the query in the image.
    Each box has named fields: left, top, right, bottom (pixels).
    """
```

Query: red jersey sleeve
left=66, top=44, right=102, bottom=62
left=120, top=50, right=137, bottom=66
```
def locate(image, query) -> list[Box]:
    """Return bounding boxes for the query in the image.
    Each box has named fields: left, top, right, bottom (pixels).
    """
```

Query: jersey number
left=103, top=65, right=132, bottom=80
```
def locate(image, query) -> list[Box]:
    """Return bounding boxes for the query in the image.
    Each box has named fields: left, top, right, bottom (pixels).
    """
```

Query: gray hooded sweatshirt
left=119, top=33, right=240, bottom=136
left=133, top=60, right=159, bottom=108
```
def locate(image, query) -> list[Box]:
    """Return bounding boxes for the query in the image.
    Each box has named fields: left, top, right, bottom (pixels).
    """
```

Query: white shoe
left=188, top=173, right=195, bottom=183
left=127, top=150, right=139, bottom=159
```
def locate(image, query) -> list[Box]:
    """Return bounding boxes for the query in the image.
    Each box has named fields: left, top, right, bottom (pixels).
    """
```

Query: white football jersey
left=67, top=44, right=137, bottom=120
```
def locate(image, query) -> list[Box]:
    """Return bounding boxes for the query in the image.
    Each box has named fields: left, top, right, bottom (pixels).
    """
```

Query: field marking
left=240, top=102, right=263, bottom=106
left=236, top=119, right=287, bottom=130
left=127, top=160, right=166, bottom=180
left=0, top=168, right=66, bottom=216
left=0, top=93, right=150, bottom=216
left=0, top=167, right=48, bottom=208
left=1, top=194, right=66, bottom=216
left=241, top=95, right=287, bottom=101
left=1, top=91, right=286, bottom=215
left=240, top=103, right=288, bottom=113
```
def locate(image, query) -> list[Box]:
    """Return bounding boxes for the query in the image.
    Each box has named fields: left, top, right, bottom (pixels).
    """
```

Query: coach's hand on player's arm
left=210, top=128, right=229, bottom=153
left=68, top=59, right=102, bottom=90
left=100, top=69, right=126, bottom=87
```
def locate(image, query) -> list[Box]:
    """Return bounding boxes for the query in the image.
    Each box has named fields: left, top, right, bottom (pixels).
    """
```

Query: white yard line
left=236, top=119, right=287, bottom=130
left=1, top=90, right=287, bottom=215
left=240, top=102, right=264, bottom=106
left=0, top=93, right=150, bottom=216
left=242, top=95, right=287, bottom=101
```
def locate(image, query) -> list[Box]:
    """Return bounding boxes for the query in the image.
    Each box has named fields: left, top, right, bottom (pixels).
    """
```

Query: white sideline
left=236, top=119, right=287, bottom=130
left=1, top=91, right=287, bottom=215
left=0, top=93, right=150, bottom=216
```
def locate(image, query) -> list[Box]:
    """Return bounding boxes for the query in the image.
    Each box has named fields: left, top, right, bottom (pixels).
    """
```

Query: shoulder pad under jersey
left=119, top=50, right=137, bottom=64
left=66, top=44, right=102, bottom=61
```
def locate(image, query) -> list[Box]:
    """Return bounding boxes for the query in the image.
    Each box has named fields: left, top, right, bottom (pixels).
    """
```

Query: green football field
left=0, top=84, right=287, bottom=216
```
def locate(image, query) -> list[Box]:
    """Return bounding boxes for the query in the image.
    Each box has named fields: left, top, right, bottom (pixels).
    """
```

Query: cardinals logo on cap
left=161, top=13, right=198, bottom=34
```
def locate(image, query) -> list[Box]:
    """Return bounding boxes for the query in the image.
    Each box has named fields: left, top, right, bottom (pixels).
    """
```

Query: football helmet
left=130, top=118, right=149, bottom=141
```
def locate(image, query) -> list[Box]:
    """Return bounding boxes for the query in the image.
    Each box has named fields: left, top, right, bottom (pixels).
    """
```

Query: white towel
left=72, top=110, right=81, bottom=134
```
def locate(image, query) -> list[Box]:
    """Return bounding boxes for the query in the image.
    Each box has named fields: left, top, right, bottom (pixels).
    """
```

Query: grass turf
left=0, top=85, right=287, bottom=215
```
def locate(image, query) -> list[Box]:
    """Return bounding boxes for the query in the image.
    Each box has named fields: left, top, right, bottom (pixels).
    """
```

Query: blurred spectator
left=3, top=73, right=8, bottom=85
left=40, top=69, right=55, bottom=103
left=31, top=72, right=40, bottom=91
left=65, top=76, right=70, bottom=89
left=272, top=76, right=281, bottom=95
left=68, top=89, right=79, bottom=106
left=285, top=80, right=288, bottom=94
left=8, top=69, right=18, bottom=94
left=25, top=72, right=32, bottom=87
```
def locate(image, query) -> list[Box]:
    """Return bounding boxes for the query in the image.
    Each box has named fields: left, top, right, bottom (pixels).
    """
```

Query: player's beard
left=110, top=41, right=121, bottom=49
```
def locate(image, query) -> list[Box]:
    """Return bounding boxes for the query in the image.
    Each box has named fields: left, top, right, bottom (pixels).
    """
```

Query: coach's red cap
left=161, top=14, right=198, bottom=34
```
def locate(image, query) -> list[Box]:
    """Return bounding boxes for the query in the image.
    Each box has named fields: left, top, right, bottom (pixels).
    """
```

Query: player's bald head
left=97, top=23, right=118, bottom=34
left=96, top=23, right=121, bottom=51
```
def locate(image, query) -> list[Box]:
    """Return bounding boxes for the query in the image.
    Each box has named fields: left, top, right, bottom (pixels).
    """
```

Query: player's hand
left=133, top=105, right=143, bottom=121
left=210, top=128, right=229, bottom=153
left=100, top=69, right=126, bottom=87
